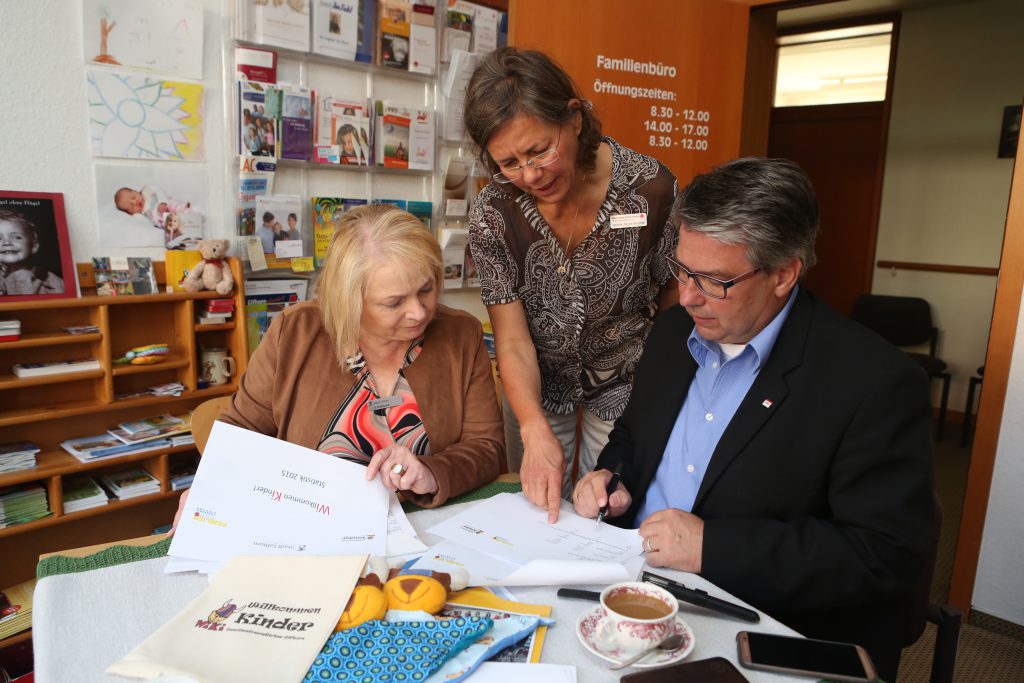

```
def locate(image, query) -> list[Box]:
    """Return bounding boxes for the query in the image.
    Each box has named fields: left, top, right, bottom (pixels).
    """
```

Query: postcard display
left=231, top=0, right=507, bottom=293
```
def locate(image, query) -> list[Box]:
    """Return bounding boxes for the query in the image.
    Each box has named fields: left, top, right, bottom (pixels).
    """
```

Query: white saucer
left=575, top=604, right=695, bottom=668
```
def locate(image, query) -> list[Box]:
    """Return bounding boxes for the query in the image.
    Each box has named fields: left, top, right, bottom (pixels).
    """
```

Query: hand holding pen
left=572, top=464, right=631, bottom=522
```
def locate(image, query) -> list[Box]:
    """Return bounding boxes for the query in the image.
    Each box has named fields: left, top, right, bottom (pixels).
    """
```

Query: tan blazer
left=221, top=301, right=504, bottom=507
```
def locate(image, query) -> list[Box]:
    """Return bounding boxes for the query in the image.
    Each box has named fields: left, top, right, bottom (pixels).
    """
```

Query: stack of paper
left=0, top=484, right=50, bottom=529
left=0, top=578, right=35, bottom=640
left=100, top=468, right=160, bottom=500
left=167, top=422, right=392, bottom=575
left=62, top=475, right=110, bottom=513
left=0, top=441, right=40, bottom=474
left=413, top=493, right=645, bottom=587
left=108, top=413, right=192, bottom=445
left=0, top=319, right=20, bottom=342
left=61, top=435, right=175, bottom=463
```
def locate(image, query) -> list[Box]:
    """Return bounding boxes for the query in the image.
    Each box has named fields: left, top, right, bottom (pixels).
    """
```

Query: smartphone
left=736, top=631, right=877, bottom=682
left=620, top=656, right=749, bottom=683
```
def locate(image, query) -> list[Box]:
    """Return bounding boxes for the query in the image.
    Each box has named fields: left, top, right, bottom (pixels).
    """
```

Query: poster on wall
left=87, top=69, right=205, bottom=161
left=0, top=192, right=76, bottom=302
left=93, top=163, right=207, bottom=250
left=83, top=0, right=205, bottom=80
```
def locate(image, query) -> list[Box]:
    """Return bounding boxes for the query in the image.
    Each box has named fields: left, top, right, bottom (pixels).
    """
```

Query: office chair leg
left=961, top=376, right=982, bottom=448
left=927, top=603, right=962, bottom=683
left=935, top=373, right=951, bottom=441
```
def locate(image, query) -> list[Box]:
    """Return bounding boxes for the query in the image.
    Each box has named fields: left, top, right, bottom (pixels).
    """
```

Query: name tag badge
left=610, top=212, right=648, bottom=229
left=369, top=396, right=402, bottom=412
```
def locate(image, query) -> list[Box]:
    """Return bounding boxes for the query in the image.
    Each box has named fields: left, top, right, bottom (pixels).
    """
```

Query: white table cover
left=33, top=498, right=804, bottom=682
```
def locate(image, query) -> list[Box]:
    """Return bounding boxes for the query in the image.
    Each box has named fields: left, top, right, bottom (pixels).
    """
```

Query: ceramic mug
left=199, top=348, right=236, bottom=386
left=598, top=581, right=678, bottom=653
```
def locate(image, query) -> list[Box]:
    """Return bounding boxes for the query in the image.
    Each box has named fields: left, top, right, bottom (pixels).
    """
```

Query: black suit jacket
left=597, top=289, right=935, bottom=680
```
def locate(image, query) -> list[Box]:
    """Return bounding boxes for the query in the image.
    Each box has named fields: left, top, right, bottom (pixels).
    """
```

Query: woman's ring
left=644, top=536, right=654, bottom=553
left=391, top=463, right=405, bottom=475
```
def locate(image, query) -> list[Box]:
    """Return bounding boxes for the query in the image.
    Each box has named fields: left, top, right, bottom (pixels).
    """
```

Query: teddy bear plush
left=183, top=239, right=234, bottom=295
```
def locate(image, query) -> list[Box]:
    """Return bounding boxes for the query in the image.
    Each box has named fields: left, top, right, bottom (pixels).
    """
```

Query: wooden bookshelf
left=0, top=258, right=247, bottom=589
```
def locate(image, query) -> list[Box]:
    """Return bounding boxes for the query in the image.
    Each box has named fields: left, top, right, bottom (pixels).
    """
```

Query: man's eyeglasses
left=492, top=127, right=561, bottom=183
left=665, top=254, right=762, bottom=299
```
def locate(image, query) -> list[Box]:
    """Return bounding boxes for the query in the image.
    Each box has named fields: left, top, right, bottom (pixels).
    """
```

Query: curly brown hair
left=463, top=47, right=603, bottom=177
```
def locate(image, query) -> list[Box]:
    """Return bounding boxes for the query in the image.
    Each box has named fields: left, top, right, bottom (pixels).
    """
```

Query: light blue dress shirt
left=635, top=287, right=799, bottom=525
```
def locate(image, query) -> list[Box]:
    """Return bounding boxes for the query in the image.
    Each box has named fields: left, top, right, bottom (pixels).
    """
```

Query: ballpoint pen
left=596, top=465, right=623, bottom=527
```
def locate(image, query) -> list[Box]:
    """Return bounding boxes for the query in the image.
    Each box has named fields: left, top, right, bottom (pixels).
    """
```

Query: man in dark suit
left=573, top=158, right=935, bottom=682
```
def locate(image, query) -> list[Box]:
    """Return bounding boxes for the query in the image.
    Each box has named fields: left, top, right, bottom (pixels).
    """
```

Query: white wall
left=0, top=0, right=230, bottom=262
left=0, top=0, right=488, bottom=318
left=974, top=287, right=1024, bottom=624
left=873, top=0, right=1024, bottom=412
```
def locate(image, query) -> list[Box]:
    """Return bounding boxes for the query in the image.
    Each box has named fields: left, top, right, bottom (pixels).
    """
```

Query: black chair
left=852, top=295, right=952, bottom=440
left=902, top=494, right=962, bottom=683
left=960, top=365, right=985, bottom=447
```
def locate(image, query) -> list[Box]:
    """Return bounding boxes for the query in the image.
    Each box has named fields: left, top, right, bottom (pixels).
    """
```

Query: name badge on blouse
left=610, top=212, right=647, bottom=229
left=369, top=396, right=402, bottom=412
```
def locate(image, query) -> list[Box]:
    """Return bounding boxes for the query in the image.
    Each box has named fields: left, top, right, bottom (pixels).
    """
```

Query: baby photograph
left=94, top=163, right=207, bottom=249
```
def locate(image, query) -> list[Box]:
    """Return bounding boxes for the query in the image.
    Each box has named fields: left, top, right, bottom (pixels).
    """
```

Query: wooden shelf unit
left=0, top=258, right=247, bottom=589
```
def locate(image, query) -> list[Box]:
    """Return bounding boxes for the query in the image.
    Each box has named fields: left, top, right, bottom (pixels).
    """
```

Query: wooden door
left=767, top=102, right=888, bottom=315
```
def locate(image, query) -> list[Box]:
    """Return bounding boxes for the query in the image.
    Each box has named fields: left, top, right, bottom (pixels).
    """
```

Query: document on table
left=427, top=492, right=644, bottom=566
left=387, top=491, right=428, bottom=557
left=168, top=422, right=389, bottom=572
left=411, top=538, right=633, bottom=587
left=470, top=662, right=576, bottom=683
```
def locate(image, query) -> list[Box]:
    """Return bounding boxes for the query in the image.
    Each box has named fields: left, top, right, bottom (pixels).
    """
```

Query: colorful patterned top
left=317, top=339, right=430, bottom=461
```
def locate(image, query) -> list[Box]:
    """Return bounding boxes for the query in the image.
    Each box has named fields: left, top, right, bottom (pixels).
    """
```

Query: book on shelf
left=255, top=195, right=305, bottom=260
left=311, top=0, right=362, bottom=61
left=0, top=443, right=38, bottom=475
left=164, top=250, right=204, bottom=293
left=372, top=198, right=407, bottom=210
left=376, top=100, right=410, bottom=169
left=63, top=325, right=99, bottom=335
left=99, top=468, right=161, bottom=500
left=312, top=197, right=372, bottom=266
left=117, top=413, right=185, bottom=436
left=239, top=0, right=311, bottom=52
left=315, top=97, right=372, bottom=166
left=197, top=314, right=231, bottom=325
left=169, top=456, right=199, bottom=491
left=378, top=0, right=411, bottom=70
left=409, top=3, right=436, bottom=75
left=11, top=357, right=100, bottom=378
left=0, top=319, right=20, bottom=342
left=201, top=298, right=236, bottom=313
left=236, top=46, right=278, bottom=84
left=62, top=475, right=110, bottom=514
left=239, top=81, right=276, bottom=159
left=0, top=578, right=35, bottom=641
left=269, top=85, right=313, bottom=161
left=0, top=484, right=50, bottom=529
left=237, top=157, right=277, bottom=257
left=60, top=435, right=173, bottom=463
left=244, top=277, right=310, bottom=355
left=407, top=200, right=433, bottom=230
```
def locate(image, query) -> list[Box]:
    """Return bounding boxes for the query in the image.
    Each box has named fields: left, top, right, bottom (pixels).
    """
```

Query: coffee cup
left=199, top=347, right=236, bottom=386
left=598, top=581, right=678, bottom=652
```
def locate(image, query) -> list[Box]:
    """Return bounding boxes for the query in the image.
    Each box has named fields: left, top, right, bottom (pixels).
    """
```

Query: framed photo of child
left=0, top=191, right=76, bottom=302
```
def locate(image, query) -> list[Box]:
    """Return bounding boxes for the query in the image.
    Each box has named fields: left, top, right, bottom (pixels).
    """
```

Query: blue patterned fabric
left=304, top=617, right=493, bottom=682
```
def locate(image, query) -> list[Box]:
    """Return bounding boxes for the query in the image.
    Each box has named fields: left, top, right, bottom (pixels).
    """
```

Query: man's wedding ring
left=644, top=536, right=654, bottom=553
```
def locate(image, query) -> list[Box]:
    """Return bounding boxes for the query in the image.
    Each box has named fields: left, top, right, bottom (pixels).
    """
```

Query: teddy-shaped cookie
left=183, top=239, right=234, bottom=296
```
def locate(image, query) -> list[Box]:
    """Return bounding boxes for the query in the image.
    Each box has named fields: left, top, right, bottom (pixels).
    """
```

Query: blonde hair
left=317, top=204, right=442, bottom=363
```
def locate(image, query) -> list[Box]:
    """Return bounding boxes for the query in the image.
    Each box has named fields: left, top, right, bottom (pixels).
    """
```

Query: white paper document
left=411, top=538, right=631, bottom=587
left=168, top=422, right=388, bottom=571
left=387, top=491, right=428, bottom=557
left=470, top=662, right=576, bottom=683
left=427, top=492, right=644, bottom=567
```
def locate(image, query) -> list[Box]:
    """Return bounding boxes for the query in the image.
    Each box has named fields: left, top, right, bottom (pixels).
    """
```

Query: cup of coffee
left=598, top=581, right=678, bottom=652
left=199, top=347, right=236, bottom=386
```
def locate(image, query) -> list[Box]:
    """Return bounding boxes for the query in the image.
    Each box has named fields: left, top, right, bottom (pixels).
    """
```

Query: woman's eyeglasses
left=665, top=254, right=762, bottom=299
left=492, top=128, right=562, bottom=183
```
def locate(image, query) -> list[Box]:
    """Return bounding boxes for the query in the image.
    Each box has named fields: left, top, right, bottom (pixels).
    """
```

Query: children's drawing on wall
left=83, top=0, right=205, bottom=80
left=87, top=69, right=205, bottom=161
left=94, top=163, right=206, bottom=250
left=0, top=192, right=76, bottom=302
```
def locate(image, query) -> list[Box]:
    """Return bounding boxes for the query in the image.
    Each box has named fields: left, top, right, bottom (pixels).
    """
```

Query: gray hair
left=463, top=47, right=603, bottom=176
left=672, top=157, right=819, bottom=276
